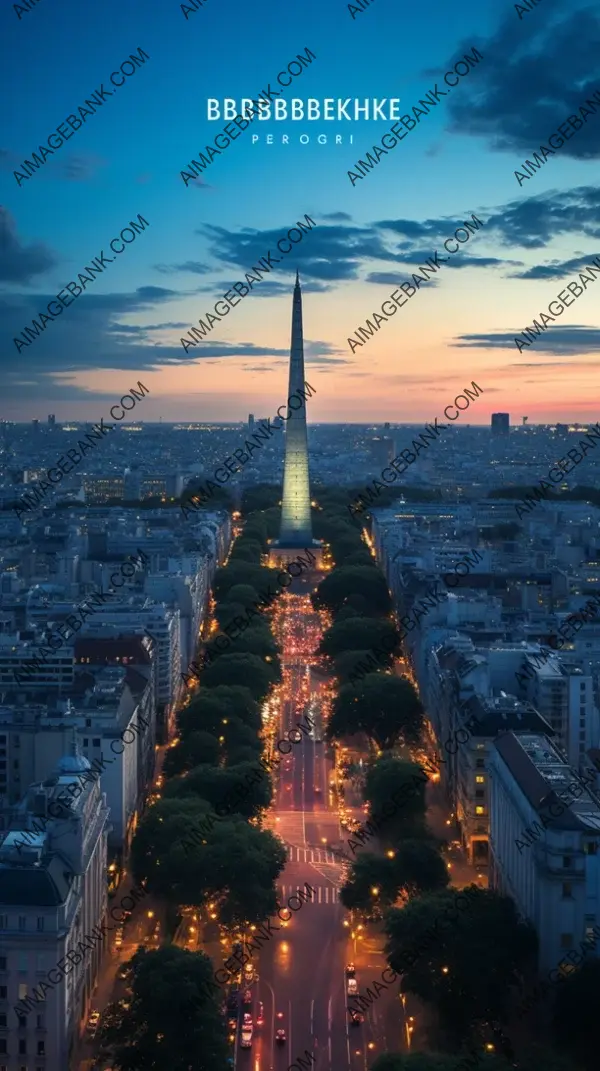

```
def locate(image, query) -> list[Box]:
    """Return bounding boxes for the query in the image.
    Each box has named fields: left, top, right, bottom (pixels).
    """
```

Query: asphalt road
left=234, top=591, right=407, bottom=1071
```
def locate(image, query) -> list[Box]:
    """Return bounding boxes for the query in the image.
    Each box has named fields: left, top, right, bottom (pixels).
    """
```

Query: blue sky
left=1, top=0, right=600, bottom=424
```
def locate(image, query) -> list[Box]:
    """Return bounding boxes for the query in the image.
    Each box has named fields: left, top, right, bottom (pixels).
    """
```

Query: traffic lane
left=258, top=890, right=349, bottom=1071
left=342, top=937, right=407, bottom=1066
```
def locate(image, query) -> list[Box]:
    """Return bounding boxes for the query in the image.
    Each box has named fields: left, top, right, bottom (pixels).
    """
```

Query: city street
left=236, top=588, right=407, bottom=1070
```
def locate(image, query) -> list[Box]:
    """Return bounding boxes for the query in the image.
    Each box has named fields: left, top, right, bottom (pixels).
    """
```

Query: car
left=350, top=1011, right=364, bottom=1026
left=347, top=978, right=358, bottom=996
left=242, top=1013, right=252, bottom=1026
left=314, top=785, right=322, bottom=793
left=87, top=1010, right=101, bottom=1036
left=275, top=1028, right=286, bottom=1044
left=256, top=1002, right=264, bottom=1026
left=240, top=1024, right=253, bottom=1049
left=117, top=964, right=129, bottom=980
left=243, top=962, right=254, bottom=978
left=242, top=989, right=252, bottom=1006
left=228, top=1016, right=237, bottom=1031
left=345, top=963, right=356, bottom=977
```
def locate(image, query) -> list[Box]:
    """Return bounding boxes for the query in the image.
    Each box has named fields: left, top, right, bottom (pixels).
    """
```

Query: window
left=83, top=738, right=89, bottom=747
left=563, top=857, right=572, bottom=868
left=475, top=789, right=484, bottom=799
left=0, top=1042, right=6, bottom=1055
left=585, top=841, right=598, bottom=855
left=0, top=959, right=5, bottom=972
left=36, top=955, right=45, bottom=973
left=0, top=987, right=6, bottom=999
left=17, top=984, right=27, bottom=1000
left=475, top=805, right=485, bottom=815
left=562, top=883, right=573, bottom=899
left=0, top=917, right=6, bottom=931
left=17, top=1016, right=25, bottom=1029
left=36, top=918, right=44, bottom=932
left=475, top=775, right=485, bottom=784
left=17, top=954, right=27, bottom=972
left=93, top=738, right=100, bottom=747
left=36, top=1041, right=45, bottom=1055
left=18, top=917, right=26, bottom=932
left=18, top=1039, right=26, bottom=1054
left=561, top=933, right=573, bottom=948
left=476, top=759, right=484, bottom=768
left=0, top=1015, right=5, bottom=1027
left=36, top=1015, right=43, bottom=1029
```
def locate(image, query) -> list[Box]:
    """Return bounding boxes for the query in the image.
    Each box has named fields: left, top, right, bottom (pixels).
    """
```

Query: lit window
left=475, top=806, right=485, bottom=815
left=475, top=775, right=485, bottom=784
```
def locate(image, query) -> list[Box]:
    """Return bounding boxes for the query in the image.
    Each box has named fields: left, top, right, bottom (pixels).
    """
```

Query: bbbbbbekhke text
left=206, top=98, right=401, bottom=121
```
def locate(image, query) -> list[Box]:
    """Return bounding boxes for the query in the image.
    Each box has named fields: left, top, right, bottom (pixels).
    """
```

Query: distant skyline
left=1, top=0, right=599, bottom=424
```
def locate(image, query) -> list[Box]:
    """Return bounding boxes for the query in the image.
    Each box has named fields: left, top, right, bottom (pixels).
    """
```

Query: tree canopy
left=99, top=946, right=229, bottom=1070
left=328, top=675, right=424, bottom=751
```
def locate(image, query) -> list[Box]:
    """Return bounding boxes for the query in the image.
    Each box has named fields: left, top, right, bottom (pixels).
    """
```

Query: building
left=491, top=413, right=510, bottom=436
left=488, top=731, right=600, bottom=972
left=248, top=414, right=255, bottom=433
left=0, top=743, right=109, bottom=1068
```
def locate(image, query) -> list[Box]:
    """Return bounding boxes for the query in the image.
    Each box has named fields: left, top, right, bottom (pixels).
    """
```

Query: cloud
left=60, top=155, right=106, bottom=182
left=0, top=208, right=56, bottom=283
left=445, top=0, right=600, bottom=160
left=453, top=325, right=600, bottom=355
left=154, top=261, right=213, bottom=276
left=509, top=252, right=600, bottom=279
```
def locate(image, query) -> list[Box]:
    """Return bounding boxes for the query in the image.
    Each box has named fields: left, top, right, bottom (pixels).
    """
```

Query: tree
left=328, top=676, right=424, bottom=751
left=163, top=760, right=272, bottom=820
left=340, top=853, right=400, bottom=915
left=213, top=561, right=276, bottom=601
left=319, top=618, right=400, bottom=661
left=312, top=565, right=392, bottom=616
left=177, top=686, right=260, bottom=739
left=334, top=649, right=390, bottom=684
left=241, top=484, right=281, bottom=514
left=228, top=541, right=263, bottom=563
left=204, top=625, right=280, bottom=673
left=163, top=731, right=220, bottom=777
left=132, top=800, right=285, bottom=924
left=364, top=758, right=431, bottom=841
left=343, top=550, right=377, bottom=568
left=392, top=840, right=450, bottom=899
left=371, top=1054, right=510, bottom=1071
left=552, top=957, right=600, bottom=1070
left=385, top=886, right=538, bottom=1048
left=201, top=653, right=275, bottom=701
left=225, top=583, right=263, bottom=608
left=100, top=946, right=229, bottom=1071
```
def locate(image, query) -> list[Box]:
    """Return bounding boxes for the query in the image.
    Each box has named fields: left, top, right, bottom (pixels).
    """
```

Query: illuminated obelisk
left=271, top=271, right=321, bottom=565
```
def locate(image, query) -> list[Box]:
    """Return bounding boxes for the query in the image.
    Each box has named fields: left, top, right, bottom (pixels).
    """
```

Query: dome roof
left=56, top=752, right=91, bottom=774
left=56, top=726, right=91, bottom=774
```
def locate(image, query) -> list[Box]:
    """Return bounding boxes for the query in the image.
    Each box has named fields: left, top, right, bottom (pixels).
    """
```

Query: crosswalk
left=278, top=884, right=340, bottom=904
left=283, top=843, right=339, bottom=865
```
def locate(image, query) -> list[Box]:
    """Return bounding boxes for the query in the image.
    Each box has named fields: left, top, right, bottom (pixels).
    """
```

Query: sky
left=1, top=0, right=599, bottom=425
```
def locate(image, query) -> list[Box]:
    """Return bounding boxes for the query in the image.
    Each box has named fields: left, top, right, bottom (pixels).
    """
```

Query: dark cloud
left=445, top=0, right=600, bottom=160
left=453, top=325, right=600, bottom=355
left=196, top=221, right=394, bottom=283
left=154, top=261, right=213, bottom=276
left=321, top=212, right=352, bottom=221
left=509, top=252, right=600, bottom=279
left=0, top=208, right=56, bottom=283
left=60, top=155, right=106, bottom=182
